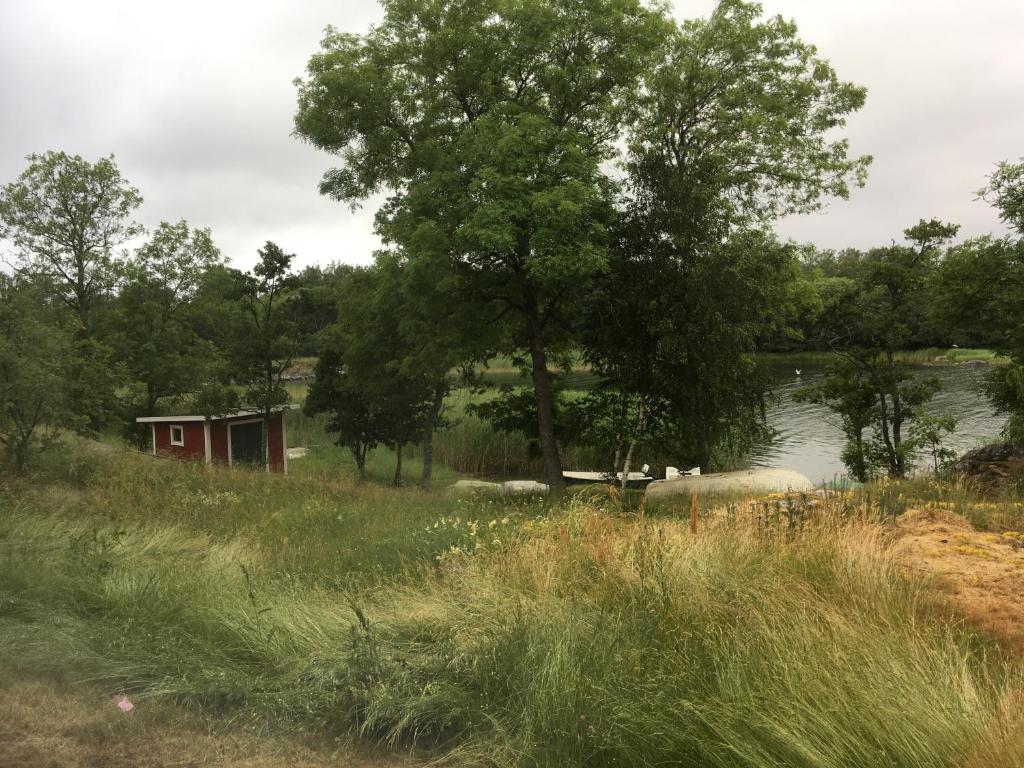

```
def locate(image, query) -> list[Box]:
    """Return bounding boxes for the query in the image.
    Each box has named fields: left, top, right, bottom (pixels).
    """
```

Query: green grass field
left=2, top=441, right=1024, bottom=766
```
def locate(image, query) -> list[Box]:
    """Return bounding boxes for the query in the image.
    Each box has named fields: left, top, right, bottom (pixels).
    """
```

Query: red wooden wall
left=152, top=413, right=287, bottom=472
left=153, top=421, right=205, bottom=462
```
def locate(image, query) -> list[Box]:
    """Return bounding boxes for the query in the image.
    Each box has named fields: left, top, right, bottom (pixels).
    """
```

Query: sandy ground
left=893, top=508, right=1024, bottom=655
left=0, top=672, right=408, bottom=768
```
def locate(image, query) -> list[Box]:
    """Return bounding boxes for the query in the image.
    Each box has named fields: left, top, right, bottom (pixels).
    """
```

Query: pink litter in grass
left=114, top=694, right=134, bottom=713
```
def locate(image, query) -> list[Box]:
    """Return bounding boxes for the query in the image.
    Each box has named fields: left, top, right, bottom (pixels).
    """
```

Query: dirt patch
left=0, top=672, right=408, bottom=768
left=893, top=507, right=1024, bottom=655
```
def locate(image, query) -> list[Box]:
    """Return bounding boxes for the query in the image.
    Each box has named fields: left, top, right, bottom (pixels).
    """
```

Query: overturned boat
left=645, top=467, right=814, bottom=502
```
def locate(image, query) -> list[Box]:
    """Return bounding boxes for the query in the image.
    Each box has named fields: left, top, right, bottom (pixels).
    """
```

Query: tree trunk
left=12, top=431, right=31, bottom=474
left=620, top=438, right=636, bottom=493
left=885, top=351, right=905, bottom=477
left=75, top=257, right=90, bottom=338
left=697, top=427, right=712, bottom=475
left=612, top=392, right=629, bottom=475
left=620, top=400, right=645, bottom=492
left=421, top=431, right=434, bottom=489
left=524, top=291, right=564, bottom=493
left=876, top=392, right=900, bottom=478
left=852, top=433, right=867, bottom=482
left=262, top=409, right=271, bottom=473
left=353, top=441, right=367, bottom=479
left=393, top=442, right=403, bottom=486
left=421, top=384, right=446, bottom=488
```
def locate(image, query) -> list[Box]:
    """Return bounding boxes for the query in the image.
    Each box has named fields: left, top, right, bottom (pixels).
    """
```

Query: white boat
left=562, top=463, right=659, bottom=488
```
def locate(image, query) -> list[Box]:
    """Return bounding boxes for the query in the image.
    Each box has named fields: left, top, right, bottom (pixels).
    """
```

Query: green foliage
left=794, top=354, right=877, bottom=481
left=584, top=222, right=795, bottom=471
left=294, top=0, right=872, bottom=488
left=628, top=0, right=871, bottom=233
left=986, top=355, right=1024, bottom=446
left=796, top=352, right=956, bottom=481
left=0, top=151, right=143, bottom=335
left=979, top=157, right=1024, bottom=234
left=931, top=236, right=1024, bottom=347
left=113, top=220, right=227, bottom=445
left=283, top=263, right=355, bottom=355
left=969, top=161, right=1024, bottom=447
left=306, top=342, right=397, bottom=479
left=0, top=276, right=83, bottom=471
left=232, top=241, right=300, bottom=416
left=909, top=413, right=958, bottom=474
left=799, top=224, right=961, bottom=479
left=304, top=267, right=419, bottom=481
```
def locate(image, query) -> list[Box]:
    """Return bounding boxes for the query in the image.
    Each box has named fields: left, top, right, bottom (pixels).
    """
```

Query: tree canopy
left=0, top=151, right=143, bottom=335
left=295, top=0, right=870, bottom=488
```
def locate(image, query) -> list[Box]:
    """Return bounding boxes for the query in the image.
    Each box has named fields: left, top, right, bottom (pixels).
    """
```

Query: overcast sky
left=1, top=1, right=1021, bottom=271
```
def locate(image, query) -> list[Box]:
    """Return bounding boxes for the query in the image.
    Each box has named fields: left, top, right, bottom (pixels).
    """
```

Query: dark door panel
left=230, top=421, right=264, bottom=467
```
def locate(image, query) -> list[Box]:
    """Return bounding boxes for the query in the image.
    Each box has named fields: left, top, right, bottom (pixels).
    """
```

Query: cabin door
left=230, top=420, right=264, bottom=467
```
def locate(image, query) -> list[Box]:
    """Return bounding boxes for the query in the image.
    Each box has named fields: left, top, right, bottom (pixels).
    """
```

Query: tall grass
left=431, top=389, right=610, bottom=479
left=2, top=449, right=1022, bottom=766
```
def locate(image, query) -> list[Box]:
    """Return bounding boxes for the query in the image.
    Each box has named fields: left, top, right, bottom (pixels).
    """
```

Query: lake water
left=751, top=364, right=1007, bottom=484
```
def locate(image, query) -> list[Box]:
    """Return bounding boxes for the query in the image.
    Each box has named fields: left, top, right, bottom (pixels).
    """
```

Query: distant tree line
left=0, top=150, right=333, bottom=472
left=3, top=0, right=1024, bottom=488
left=785, top=192, right=1024, bottom=480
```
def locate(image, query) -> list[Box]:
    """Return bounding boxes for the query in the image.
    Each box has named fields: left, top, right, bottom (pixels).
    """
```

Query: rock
left=502, top=480, right=549, bottom=497
left=962, top=359, right=989, bottom=366
left=953, top=441, right=1024, bottom=487
left=956, top=442, right=1015, bottom=468
left=448, top=480, right=503, bottom=499
left=645, top=468, right=814, bottom=502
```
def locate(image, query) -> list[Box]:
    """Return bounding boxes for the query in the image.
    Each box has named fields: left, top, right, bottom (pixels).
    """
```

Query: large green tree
left=115, top=220, right=226, bottom=445
left=295, top=0, right=869, bottom=487
left=800, top=221, right=959, bottom=478
left=295, top=0, right=668, bottom=490
left=977, top=158, right=1024, bottom=443
left=307, top=254, right=493, bottom=485
left=0, top=151, right=143, bottom=336
left=582, top=0, right=870, bottom=472
left=0, top=275, right=81, bottom=472
left=231, top=242, right=300, bottom=468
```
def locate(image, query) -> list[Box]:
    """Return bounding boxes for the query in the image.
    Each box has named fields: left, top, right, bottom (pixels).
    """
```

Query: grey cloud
left=1, top=0, right=1021, bottom=271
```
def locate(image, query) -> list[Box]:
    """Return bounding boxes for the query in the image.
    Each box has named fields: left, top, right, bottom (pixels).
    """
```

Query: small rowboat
left=562, top=470, right=656, bottom=489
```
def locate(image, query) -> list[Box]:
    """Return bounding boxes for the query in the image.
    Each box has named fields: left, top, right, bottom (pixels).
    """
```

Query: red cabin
left=137, top=408, right=290, bottom=473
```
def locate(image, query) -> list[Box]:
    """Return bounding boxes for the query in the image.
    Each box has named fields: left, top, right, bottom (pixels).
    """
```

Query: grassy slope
left=2, top=444, right=1024, bottom=766
left=0, top=668, right=406, bottom=768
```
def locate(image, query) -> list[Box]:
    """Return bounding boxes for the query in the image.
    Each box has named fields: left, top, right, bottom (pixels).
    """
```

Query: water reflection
left=751, top=364, right=1007, bottom=484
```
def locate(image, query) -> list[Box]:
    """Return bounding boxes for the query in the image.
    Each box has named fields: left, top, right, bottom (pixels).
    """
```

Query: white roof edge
left=136, top=415, right=209, bottom=423
left=136, top=406, right=295, bottom=424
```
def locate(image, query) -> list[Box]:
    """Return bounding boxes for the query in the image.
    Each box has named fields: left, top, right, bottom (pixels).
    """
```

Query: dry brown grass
left=0, top=671, right=409, bottom=768
left=893, top=507, right=1024, bottom=656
